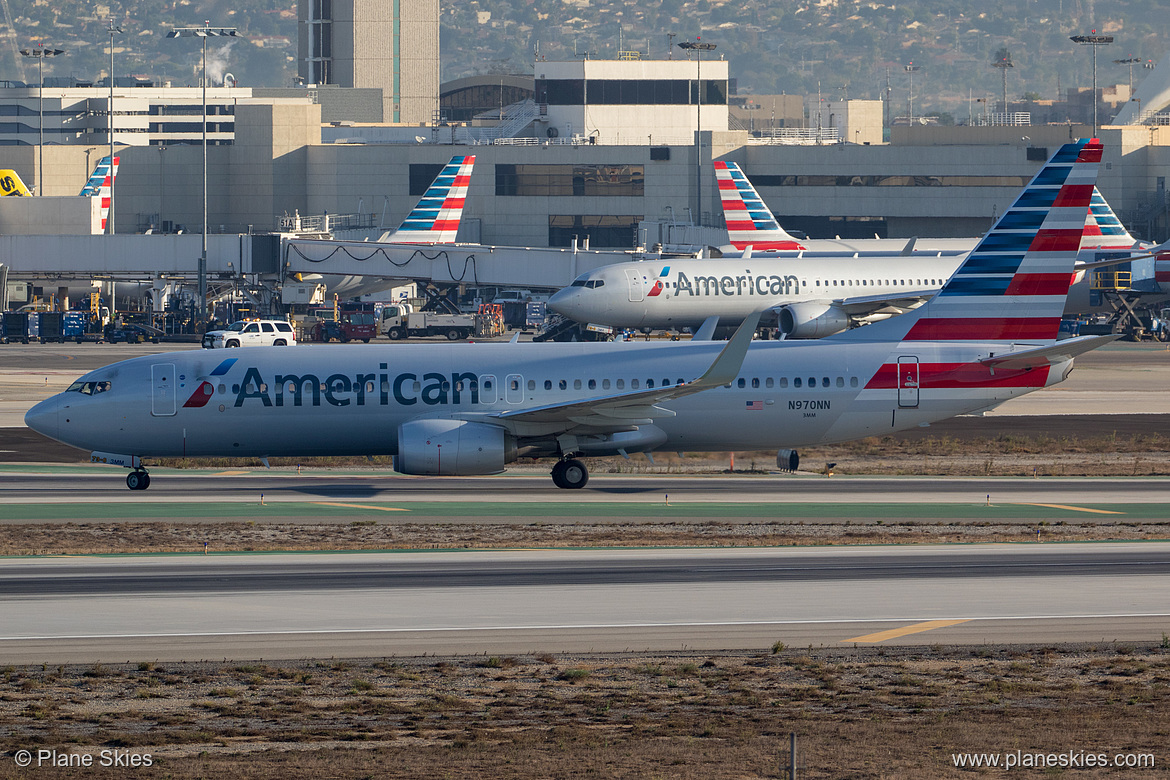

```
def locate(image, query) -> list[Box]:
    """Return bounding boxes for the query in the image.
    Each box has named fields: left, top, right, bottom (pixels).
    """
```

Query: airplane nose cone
left=24, top=396, right=60, bottom=441
left=548, top=287, right=580, bottom=317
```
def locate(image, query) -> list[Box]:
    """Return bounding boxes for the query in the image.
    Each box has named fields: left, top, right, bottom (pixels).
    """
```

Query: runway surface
left=0, top=543, right=1166, bottom=663
left=1, top=469, right=1168, bottom=515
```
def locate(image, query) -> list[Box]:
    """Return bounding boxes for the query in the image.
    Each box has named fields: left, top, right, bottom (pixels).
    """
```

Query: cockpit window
left=68, top=380, right=111, bottom=395
left=571, top=279, right=588, bottom=287
left=591, top=279, right=605, bottom=288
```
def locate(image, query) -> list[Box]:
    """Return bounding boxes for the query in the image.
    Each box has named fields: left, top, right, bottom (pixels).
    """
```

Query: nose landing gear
left=551, top=458, right=588, bottom=489
left=126, top=469, right=151, bottom=491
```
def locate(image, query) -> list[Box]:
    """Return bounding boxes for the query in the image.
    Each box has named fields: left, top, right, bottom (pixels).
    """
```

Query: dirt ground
left=0, top=644, right=1166, bottom=779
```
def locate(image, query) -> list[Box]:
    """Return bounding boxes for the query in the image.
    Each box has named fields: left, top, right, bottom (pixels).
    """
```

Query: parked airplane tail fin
left=713, top=161, right=805, bottom=251
left=384, top=155, right=475, bottom=244
left=1083, top=187, right=1142, bottom=249
left=0, top=169, right=33, bottom=196
left=79, top=156, right=119, bottom=231
left=840, top=139, right=1103, bottom=345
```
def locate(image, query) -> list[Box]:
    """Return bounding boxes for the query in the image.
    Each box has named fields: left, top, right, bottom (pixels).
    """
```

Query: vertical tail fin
left=0, top=169, right=32, bottom=196
left=1082, top=186, right=1141, bottom=249
left=80, top=156, right=119, bottom=232
left=385, top=155, right=475, bottom=244
left=713, top=161, right=805, bottom=251
left=844, top=139, right=1103, bottom=346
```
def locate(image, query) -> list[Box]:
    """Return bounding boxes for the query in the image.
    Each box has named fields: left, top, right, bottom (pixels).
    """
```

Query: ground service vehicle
left=203, top=320, right=297, bottom=348
left=383, top=307, right=475, bottom=340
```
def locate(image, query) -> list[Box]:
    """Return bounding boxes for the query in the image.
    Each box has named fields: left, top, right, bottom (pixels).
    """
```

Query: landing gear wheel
left=126, top=470, right=150, bottom=491
left=551, top=458, right=588, bottom=489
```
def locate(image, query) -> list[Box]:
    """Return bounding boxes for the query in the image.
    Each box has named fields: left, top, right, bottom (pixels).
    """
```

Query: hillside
left=7, top=0, right=1168, bottom=119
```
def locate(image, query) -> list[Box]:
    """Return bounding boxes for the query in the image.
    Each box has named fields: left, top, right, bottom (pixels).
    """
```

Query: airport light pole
left=167, top=22, right=238, bottom=323
left=904, top=63, right=919, bottom=124
left=678, top=39, right=715, bottom=229
left=1070, top=33, right=1113, bottom=136
left=1113, top=56, right=1141, bottom=95
left=107, top=21, right=121, bottom=233
left=18, top=47, right=65, bottom=195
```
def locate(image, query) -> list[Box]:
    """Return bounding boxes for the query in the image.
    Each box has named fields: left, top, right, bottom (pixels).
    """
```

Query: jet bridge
left=281, top=237, right=672, bottom=292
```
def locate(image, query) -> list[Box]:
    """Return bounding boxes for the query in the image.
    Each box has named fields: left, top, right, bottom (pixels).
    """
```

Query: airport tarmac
left=0, top=543, right=1166, bottom=663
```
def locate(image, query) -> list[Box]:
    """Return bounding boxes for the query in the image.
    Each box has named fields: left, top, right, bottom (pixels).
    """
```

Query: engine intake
left=396, top=419, right=516, bottom=476
left=777, top=302, right=851, bottom=339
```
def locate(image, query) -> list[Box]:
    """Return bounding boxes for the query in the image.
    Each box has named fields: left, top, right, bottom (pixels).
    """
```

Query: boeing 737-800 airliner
left=25, top=140, right=1113, bottom=490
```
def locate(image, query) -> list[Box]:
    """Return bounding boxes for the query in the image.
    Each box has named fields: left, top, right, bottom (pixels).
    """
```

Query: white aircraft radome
left=25, top=140, right=1116, bottom=490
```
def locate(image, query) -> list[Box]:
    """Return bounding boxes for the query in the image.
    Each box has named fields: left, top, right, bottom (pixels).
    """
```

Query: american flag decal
left=745, top=400, right=763, bottom=411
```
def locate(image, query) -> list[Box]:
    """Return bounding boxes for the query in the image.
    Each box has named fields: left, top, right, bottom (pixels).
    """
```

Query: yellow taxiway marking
left=845, top=619, right=971, bottom=644
left=1016, top=503, right=1125, bottom=515
left=311, top=502, right=410, bottom=512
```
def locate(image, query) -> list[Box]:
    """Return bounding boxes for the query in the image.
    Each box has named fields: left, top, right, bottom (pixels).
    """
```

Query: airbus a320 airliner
left=26, top=140, right=1114, bottom=490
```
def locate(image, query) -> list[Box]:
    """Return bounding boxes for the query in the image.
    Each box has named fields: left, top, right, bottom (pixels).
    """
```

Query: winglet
left=691, top=315, right=720, bottom=341
left=691, top=311, right=760, bottom=389
left=900, top=236, right=918, bottom=256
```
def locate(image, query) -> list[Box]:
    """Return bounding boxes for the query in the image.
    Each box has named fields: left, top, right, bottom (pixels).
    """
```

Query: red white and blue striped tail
left=714, top=161, right=806, bottom=251
left=385, top=155, right=475, bottom=244
left=79, top=156, right=119, bottom=232
left=875, top=138, right=1102, bottom=345
left=1082, top=186, right=1140, bottom=249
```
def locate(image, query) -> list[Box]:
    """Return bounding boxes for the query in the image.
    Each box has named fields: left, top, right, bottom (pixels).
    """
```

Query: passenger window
left=412, top=382, right=421, bottom=392
left=588, top=379, right=596, bottom=390
left=544, top=380, right=552, bottom=390
left=574, top=379, right=582, bottom=390
left=647, top=379, right=654, bottom=388
left=528, top=380, right=535, bottom=390
left=751, top=378, right=759, bottom=388
left=779, top=378, right=788, bottom=388
left=631, top=379, right=640, bottom=389
left=616, top=379, right=624, bottom=389
left=559, top=379, right=567, bottom=390
left=851, top=377, right=859, bottom=387
left=822, top=377, right=830, bottom=387
left=765, top=378, right=773, bottom=388
left=484, top=379, right=494, bottom=390
left=808, top=377, right=816, bottom=388
left=367, top=381, right=375, bottom=393
left=509, top=379, right=519, bottom=391
left=737, top=378, right=746, bottom=388
left=836, top=377, right=844, bottom=388
left=603, top=379, right=611, bottom=390
left=794, top=378, right=802, bottom=388
left=218, top=383, right=226, bottom=395
left=380, top=381, right=389, bottom=393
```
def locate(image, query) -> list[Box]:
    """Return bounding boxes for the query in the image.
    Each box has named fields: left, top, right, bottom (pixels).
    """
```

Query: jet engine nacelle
left=777, top=302, right=851, bottom=339
left=396, top=419, right=517, bottom=476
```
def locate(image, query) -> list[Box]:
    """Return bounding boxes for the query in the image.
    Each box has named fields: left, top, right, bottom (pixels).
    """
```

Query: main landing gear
left=551, top=458, right=588, bottom=489
left=126, top=468, right=151, bottom=491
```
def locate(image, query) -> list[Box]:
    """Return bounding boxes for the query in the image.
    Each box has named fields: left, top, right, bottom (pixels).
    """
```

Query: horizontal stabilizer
left=979, top=334, right=1119, bottom=371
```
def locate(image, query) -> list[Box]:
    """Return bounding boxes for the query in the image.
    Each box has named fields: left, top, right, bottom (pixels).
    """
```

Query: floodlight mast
left=1070, top=34, right=1113, bottom=136
left=678, top=39, right=716, bottom=231
left=167, top=22, right=238, bottom=323
left=18, top=47, right=65, bottom=196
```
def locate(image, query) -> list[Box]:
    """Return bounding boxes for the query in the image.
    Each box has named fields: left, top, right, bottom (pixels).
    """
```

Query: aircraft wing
left=487, top=312, right=760, bottom=433
left=798, top=290, right=936, bottom=316
left=979, top=334, right=1120, bottom=371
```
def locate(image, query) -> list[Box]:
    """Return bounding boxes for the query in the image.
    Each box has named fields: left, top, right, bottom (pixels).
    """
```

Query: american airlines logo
left=675, top=271, right=799, bottom=297
left=223, top=366, right=484, bottom=409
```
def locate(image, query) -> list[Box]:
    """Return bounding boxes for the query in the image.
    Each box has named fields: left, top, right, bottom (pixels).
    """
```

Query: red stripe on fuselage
left=903, top=317, right=1062, bottom=341
left=730, top=240, right=806, bottom=251
left=864, top=362, right=1052, bottom=390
